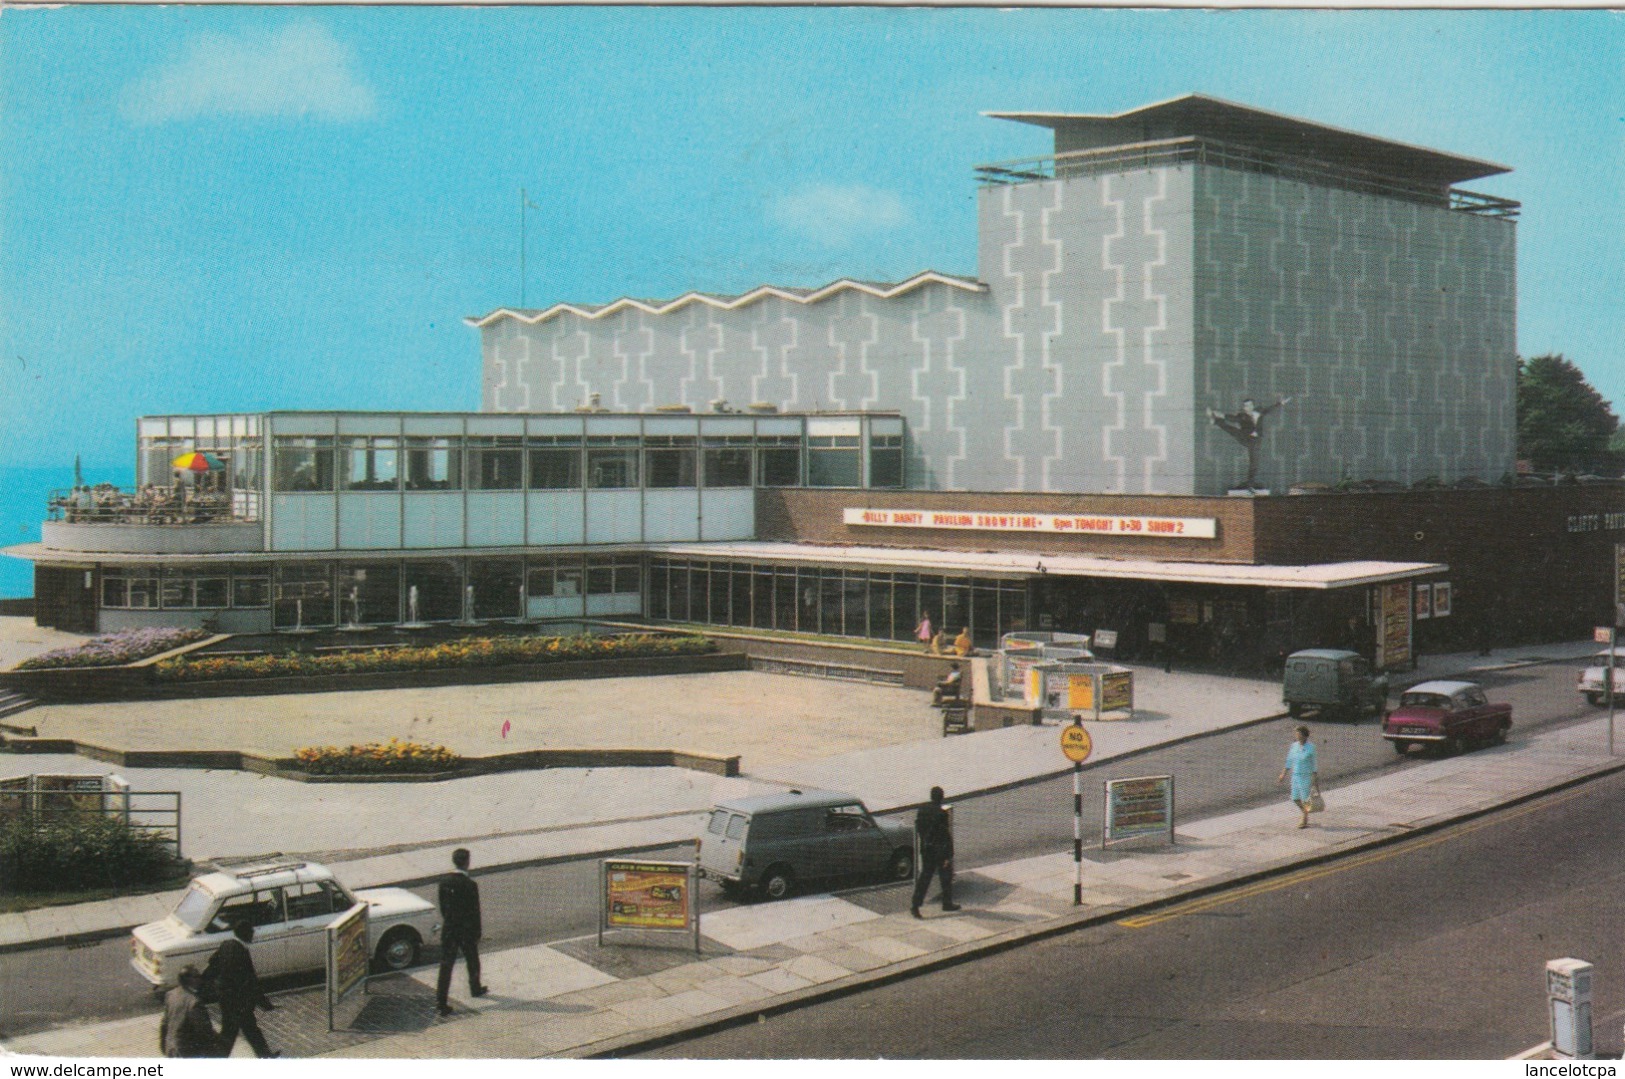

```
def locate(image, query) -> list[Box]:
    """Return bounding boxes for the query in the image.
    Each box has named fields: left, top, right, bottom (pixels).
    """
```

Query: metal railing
left=975, top=135, right=1520, bottom=219
left=0, top=787, right=183, bottom=858
left=47, top=486, right=260, bottom=525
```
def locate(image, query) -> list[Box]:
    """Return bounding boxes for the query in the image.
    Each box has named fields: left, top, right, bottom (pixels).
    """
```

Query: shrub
left=17, top=628, right=208, bottom=670
left=153, top=632, right=715, bottom=682
left=0, top=815, right=185, bottom=893
left=293, top=739, right=460, bottom=776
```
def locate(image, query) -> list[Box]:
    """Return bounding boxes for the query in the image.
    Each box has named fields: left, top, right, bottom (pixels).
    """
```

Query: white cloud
left=121, top=23, right=377, bottom=124
left=767, top=184, right=911, bottom=249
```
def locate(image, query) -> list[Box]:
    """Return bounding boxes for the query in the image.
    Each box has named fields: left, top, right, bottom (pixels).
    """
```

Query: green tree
left=1516, top=354, right=1619, bottom=472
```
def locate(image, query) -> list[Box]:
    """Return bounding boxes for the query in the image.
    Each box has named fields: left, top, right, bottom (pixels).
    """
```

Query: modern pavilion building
left=11, top=96, right=1620, bottom=667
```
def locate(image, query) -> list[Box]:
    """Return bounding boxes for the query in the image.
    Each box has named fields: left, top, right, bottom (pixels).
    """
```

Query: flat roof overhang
left=986, top=93, right=1510, bottom=189
left=654, top=542, right=1445, bottom=590
left=6, top=540, right=1448, bottom=590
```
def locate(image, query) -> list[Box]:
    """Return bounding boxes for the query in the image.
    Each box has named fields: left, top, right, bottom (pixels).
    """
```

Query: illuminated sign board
left=843, top=508, right=1217, bottom=539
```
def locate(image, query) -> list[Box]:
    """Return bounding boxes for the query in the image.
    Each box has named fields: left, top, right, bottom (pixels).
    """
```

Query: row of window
left=270, top=436, right=904, bottom=494
left=647, top=560, right=1029, bottom=648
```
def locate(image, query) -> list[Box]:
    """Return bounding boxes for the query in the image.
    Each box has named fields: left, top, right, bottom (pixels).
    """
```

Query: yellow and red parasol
left=171, top=452, right=226, bottom=473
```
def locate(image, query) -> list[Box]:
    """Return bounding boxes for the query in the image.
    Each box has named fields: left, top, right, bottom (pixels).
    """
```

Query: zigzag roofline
left=465, top=270, right=986, bottom=329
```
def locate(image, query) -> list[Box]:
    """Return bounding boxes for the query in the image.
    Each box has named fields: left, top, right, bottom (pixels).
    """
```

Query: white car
left=1578, top=647, right=1625, bottom=707
left=131, top=859, right=440, bottom=990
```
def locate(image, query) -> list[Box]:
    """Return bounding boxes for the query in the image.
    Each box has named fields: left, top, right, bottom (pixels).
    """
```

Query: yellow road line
left=1116, top=786, right=1591, bottom=929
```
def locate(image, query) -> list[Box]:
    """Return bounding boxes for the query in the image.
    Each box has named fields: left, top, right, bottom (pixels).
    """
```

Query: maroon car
left=1382, top=680, right=1512, bottom=756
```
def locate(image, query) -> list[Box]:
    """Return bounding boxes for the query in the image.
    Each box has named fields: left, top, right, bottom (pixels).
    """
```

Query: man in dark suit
left=202, top=922, right=278, bottom=1058
left=911, top=785, right=961, bottom=918
left=436, top=847, right=489, bottom=1016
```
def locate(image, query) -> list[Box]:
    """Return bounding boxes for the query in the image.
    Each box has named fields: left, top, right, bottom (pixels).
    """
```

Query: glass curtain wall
left=645, top=558, right=1027, bottom=645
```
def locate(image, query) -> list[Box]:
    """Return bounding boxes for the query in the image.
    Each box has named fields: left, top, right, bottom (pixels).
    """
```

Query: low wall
left=695, top=631, right=965, bottom=690
left=1, top=651, right=748, bottom=702
left=1, top=739, right=741, bottom=779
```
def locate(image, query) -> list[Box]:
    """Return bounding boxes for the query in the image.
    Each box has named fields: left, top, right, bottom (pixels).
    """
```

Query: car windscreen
left=171, top=883, right=216, bottom=931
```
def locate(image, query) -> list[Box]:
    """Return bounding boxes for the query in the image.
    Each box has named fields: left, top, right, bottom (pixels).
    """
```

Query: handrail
left=974, top=135, right=1520, bottom=219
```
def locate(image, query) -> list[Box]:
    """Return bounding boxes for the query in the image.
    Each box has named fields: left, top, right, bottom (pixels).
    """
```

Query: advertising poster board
left=1101, top=670, right=1134, bottom=712
left=1104, top=775, right=1175, bottom=848
left=1043, top=670, right=1093, bottom=712
left=600, top=860, right=699, bottom=952
left=325, top=902, right=369, bottom=1032
left=1376, top=581, right=1412, bottom=670
left=1432, top=581, right=1452, bottom=617
left=1415, top=582, right=1432, bottom=619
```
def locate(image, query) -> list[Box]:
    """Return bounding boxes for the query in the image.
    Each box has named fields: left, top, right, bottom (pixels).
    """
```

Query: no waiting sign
left=1060, top=723, right=1093, bottom=764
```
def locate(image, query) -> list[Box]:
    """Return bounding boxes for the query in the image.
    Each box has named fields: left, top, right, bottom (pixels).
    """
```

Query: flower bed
left=152, top=632, right=714, bottom=682
left=293, top=739, right=460, bottom=776
left=16, top=628, right=208, bottom=671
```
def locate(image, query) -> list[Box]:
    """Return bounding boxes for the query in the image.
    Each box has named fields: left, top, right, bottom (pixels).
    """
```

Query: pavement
left=0, top=634, right=1609, bottom=1059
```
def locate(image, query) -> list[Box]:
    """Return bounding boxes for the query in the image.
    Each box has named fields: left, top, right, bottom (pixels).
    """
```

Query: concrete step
left=0, top=691, right=39, bottom=735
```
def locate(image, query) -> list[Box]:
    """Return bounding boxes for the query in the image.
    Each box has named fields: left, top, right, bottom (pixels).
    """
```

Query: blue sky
left=2, top=7, right=1622, bottom=481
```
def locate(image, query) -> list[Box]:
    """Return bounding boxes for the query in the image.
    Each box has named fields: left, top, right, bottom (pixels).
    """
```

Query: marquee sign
left=843, top=508, right=1217, bottom=539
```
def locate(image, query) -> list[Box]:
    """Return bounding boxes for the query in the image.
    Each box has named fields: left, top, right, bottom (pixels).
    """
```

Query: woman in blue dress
left=1278, top=724, right=1319, bottom=828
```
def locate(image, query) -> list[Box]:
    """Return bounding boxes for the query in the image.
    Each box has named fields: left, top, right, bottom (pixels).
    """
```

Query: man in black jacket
left=202, top=923, right=278, bottom=1058
left=436, top=847, right=489, bottom=1016
left=911, top=785, right=961, bottom=917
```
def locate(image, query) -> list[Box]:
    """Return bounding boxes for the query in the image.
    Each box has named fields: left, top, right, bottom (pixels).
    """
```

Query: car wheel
left=1493, top=725, right=1509, bottom=746
left=1443, top=736, right=1463, bottom=757
left=759, top=865, right=796, bottom=901
left=887, top=847, right=915, bottom=882
left=1287, top=702, right=1305, bottom=719
left=1391, top=740, right=1409, bottom=756
left=374, top=928, right=421, bottom=972
left=1588, top=693, right=1606, bottom=707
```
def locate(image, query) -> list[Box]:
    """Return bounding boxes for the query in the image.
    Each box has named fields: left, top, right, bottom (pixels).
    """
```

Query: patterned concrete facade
left=477, top=134, right=1515, bottom=497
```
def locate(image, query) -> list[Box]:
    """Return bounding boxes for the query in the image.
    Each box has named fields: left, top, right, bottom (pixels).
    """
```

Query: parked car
left=1282, top=649, right=1389, bottom=720
left=1381, top=680, right=1512, bottom=756
left=130, top=859, right=440, bottom=990
left=697, top=788, right=914, bottom=900
left=1577, top=647, right=1625, bottom=706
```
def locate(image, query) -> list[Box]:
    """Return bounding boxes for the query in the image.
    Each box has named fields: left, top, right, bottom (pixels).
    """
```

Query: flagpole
left=520, top=187, right=527, bottom=308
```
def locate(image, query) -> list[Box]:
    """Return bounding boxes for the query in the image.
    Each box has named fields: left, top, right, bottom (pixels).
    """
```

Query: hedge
left=0, top=815, right=185, bottom=894
left=153, top=632, right=715, bottom=682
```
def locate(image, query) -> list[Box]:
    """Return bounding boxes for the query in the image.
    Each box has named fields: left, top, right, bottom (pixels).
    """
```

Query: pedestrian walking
left=1278, top=724, right=1319, bottom=829
left=202, top=923, right=278, bottom=1058
left=436, top=847, right=489, bottom=1017
left=910, top=785, right=961, bottom=917
left=915, top=613, right=935, bottom=652
left=159, top=966, right=218, bottom=1058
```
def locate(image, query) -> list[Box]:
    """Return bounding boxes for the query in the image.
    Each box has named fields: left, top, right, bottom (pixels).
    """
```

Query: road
left=640, top=767, right=1625, bottom=1059
left=0, top=659, right=1600, bottom=1041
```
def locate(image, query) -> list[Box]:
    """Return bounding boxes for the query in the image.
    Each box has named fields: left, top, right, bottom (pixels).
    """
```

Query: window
left=210, top=890, right=284, bottom=933
left=807, top=435, right=861, bottom=487
left=528, top=438, right=582, bottom=489
left=528, top=564, right=582, bottom=598
left=645, top=436, right=697, bottom=488
left=756, top=438, right=801, bottom=487
left=283, top=881, right=345, bottom=921
left=587, top=438, right=639, bottom=489
left=703, top=438, right=753, bottom=488
left=404, top=437, right=462, bottom=491
left=232, top=573, right=270, bottom=609
left=587, top=560, right=639, bottom=595
left=273, top=563, right=334, bottom=628
left=343, top=437, right=399, bottom=491
left=466, top=437, right=523, bottom=490
left=272, top=437, right=335, bottom=492
left=194, top=576, right=229, bottom=608
left=869, top=433, right=904, bottom=488
left=101, top=575, right=128, bottom=608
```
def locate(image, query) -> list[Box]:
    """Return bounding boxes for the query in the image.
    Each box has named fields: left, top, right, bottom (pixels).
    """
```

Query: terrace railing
left=47, top=486, right=260, bottom=525
left=974, top=135, right=1520, bottom=219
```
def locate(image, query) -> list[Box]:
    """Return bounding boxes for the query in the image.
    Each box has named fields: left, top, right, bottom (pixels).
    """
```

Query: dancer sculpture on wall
left=1208, top=396, right=1291, bottom=491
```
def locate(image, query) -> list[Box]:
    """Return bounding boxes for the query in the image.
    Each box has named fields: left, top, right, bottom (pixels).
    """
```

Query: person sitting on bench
left=933, top=663, right=964, bottom=705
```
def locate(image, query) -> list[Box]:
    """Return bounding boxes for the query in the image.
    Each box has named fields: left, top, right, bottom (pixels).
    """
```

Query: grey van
left=697, top=788, right=915, bottom=900
left=1282, top=648, right=1389, bottom=720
